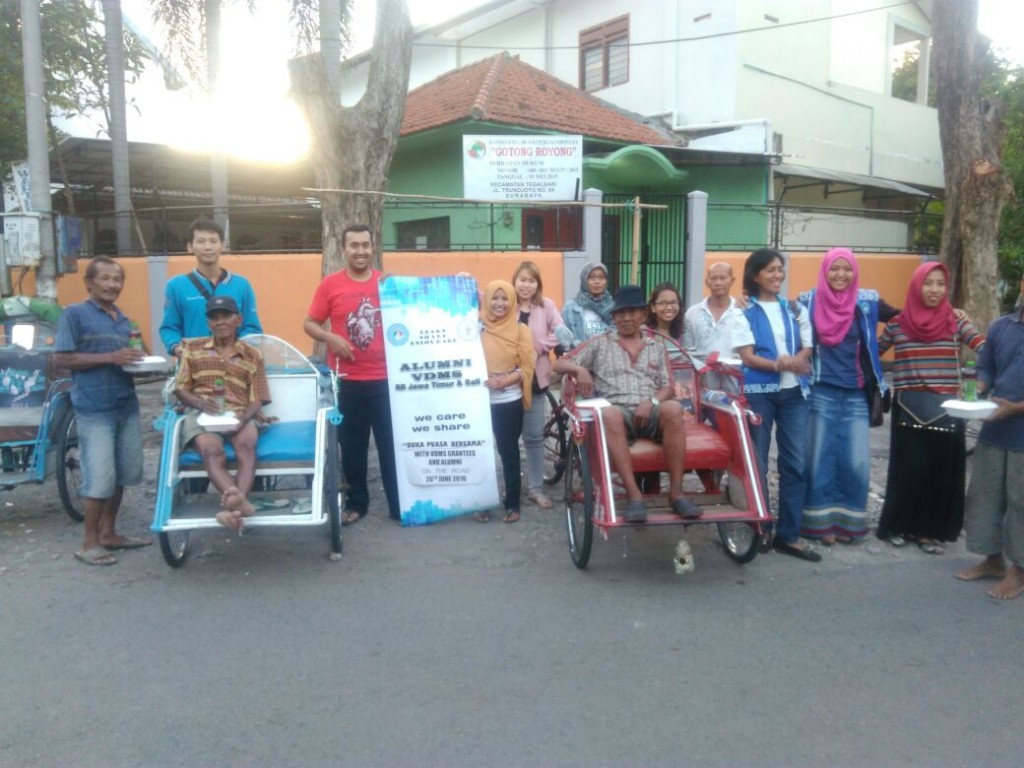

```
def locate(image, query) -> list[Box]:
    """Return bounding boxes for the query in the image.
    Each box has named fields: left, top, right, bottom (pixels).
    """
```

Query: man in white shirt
left=682, top=262, right=744, bottom=360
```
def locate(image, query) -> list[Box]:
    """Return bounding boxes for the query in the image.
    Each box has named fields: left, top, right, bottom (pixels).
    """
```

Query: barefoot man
left=174, top=296, right=271, bottom=530
left=956, top=277, right=1024, bottom=599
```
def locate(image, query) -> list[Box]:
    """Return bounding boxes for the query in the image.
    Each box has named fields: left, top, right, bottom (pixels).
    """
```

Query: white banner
left=463, top=135, right=583, bottom=201
left=380, top=275, right=499, bottom=525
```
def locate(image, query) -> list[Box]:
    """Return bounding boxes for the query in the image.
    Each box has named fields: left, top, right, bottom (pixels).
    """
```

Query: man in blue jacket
left=160, top=218, right=262, bottom=356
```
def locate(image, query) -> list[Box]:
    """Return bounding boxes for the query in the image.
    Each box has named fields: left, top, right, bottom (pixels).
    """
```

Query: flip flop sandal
left=919, top=540, right=945, bottom=555
left=104, top=535, right=153, bottom=550
left=342, top=511, right=365, bottom=526
left=888, top=535, right=907, bottom=547
left=473, top=512, right=491, bottom=523
left=75, top=547, right=117, bottom=566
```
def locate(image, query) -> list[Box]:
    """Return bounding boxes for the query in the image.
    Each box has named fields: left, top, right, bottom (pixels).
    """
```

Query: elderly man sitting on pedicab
left=174, top=296, right=272, bottom=530
left=553, top=284, right=702, bottom=523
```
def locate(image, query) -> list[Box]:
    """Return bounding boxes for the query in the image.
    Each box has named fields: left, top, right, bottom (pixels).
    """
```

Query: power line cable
left=410, top=0, right=914, bottom=51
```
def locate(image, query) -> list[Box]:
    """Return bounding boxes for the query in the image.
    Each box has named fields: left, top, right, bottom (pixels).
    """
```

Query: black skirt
left=876, top=399, right=966, bottom=542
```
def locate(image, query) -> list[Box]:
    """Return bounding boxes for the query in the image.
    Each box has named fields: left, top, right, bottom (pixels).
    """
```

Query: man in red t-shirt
left=304, top=225, right=400, bottom=523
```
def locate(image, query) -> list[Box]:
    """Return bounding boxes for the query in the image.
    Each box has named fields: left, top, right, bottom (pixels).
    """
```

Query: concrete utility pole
left=20, top=0, right=57, bottom=298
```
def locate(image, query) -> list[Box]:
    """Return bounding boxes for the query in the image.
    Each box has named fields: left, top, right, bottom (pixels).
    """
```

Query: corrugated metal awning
left=774, top=163, right=934, bottom=198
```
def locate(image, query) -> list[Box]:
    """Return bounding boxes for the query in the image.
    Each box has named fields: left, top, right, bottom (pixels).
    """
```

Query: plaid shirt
left=175, top=337, right=271, bottom=419
left=566, top=331, right=671, bottom=407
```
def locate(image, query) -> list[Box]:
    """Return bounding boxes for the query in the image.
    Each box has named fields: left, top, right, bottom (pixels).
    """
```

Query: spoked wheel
left=55, top=408, right=83, bottom=522
left=542, top=390, right=569, bottom=486
left=159, top=530, right=190, bottom=567
left=159, top=483, right=189, bottom=567
left=324, top=426, right=343, bottom=559
left=564, top=442, right=594, bottom=569
left=717, top=522, right=759, bottom=564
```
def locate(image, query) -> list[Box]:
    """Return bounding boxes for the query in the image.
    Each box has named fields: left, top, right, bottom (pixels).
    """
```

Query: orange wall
left=704, top=252, right=920, bottom=309
left=50, top=251, right=565, bottom=354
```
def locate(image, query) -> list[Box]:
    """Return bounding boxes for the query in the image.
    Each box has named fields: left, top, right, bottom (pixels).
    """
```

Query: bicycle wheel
left=325, top=425, right=343, bottom=559
left=55, top=408, right=83, bottom=522
left=542, top=391, right=568, bottom=486
left=564, top=442, right=593, bottom=569
left=717, top=521, right=759, bottom=564
left=159, top=483, right=189, bottom=567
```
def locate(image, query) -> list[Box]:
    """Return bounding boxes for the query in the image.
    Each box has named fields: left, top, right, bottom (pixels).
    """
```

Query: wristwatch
left=650, top=396, right=659, bottom=408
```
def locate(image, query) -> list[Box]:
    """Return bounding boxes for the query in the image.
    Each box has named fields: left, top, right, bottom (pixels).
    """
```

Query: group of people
left=553, top=250, right=1023, bottom=599
left=54, top=224, right=1024, bottom=599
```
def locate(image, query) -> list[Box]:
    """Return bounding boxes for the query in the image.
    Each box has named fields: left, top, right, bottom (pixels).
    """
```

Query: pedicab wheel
left=324, top=425, right=343, bottom=559
left=159, top=530, right=190, bottom=567
left=564, top=442, right=593, bottom=569
left=717, top=522, right=759, bottom=564
left=55, top=408, right=83, bottom=522
left=542, top=390, right=568, bottom=486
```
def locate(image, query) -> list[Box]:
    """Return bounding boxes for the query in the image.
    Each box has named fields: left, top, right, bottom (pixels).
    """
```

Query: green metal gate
left=601, top=194, right=688, bottom=298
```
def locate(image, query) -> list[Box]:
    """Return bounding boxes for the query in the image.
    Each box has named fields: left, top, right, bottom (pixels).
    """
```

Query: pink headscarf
left=813, top=247, right=860, bottom=346
left=899, top=261, right=956, bottom=343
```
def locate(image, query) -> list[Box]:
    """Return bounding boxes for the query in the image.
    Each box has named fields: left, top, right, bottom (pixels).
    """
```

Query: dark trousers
left=337, top=378, right=400, bottom=520
left=491, top=399, right=524, bottom=511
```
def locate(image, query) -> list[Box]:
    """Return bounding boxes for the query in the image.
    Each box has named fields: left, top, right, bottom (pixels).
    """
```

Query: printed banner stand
left=380, top=275, right=499, bottom=525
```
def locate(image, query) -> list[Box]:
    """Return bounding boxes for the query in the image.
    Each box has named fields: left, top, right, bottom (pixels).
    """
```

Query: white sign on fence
left=463, top=135, right=583, bottom=201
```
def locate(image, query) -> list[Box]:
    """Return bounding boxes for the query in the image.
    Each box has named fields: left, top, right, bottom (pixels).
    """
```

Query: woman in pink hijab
left=875, top=261, right=984, bottom=554
left=798, top=248, right=892, bottom=544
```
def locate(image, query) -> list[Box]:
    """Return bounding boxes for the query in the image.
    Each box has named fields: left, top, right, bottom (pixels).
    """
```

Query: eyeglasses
left=653, top=301, right=680, bottom=308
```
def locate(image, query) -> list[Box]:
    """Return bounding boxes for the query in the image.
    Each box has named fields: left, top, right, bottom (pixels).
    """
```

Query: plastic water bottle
left=128, top=321, right=143, bottom=351
left=702, top=389, right=732, bottom=408
left=962, top=361, right=977, bottom=402
left=212, top=377, right=226, bottom=413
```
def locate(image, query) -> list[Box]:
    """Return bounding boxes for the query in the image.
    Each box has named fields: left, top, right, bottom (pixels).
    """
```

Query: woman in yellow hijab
left=479, top=280, right=536, bottom=523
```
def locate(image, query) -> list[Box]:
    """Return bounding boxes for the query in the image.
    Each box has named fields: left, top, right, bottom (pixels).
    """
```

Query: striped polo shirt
left=879, top=315, right=984, bottom=394
left=175, top=338, right=272, bottom=418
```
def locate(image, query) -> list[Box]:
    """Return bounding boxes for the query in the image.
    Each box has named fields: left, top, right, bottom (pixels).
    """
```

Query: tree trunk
left=102, top=0, right=132, bottom=254
left=205, top=0, right=229, bottom=240
left=933, top=0, right=1012, bottom=331
left=289, top=0, right=412, bottom=276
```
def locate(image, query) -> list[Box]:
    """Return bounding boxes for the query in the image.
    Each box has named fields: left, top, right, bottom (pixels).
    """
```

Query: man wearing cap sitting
left=174, top=296, right=272, bottom=530
left=554, top=285, right=702, bottom=523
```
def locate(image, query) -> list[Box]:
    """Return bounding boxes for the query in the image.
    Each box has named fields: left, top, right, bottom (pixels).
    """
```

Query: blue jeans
left=746, top=386, right=809, bottom=543
left=337, top=379, right=400, bottom=520
left=803, top=384, right=870, bottom=538
left=76, top=400, right=143, bottom=499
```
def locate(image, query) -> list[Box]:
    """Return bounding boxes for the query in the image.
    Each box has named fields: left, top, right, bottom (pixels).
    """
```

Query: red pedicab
left=561, top=334, right=771, bottom=568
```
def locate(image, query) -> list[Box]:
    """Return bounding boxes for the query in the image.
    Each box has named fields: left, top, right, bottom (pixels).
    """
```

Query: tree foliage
left=0, top=0, right=146, bottom=170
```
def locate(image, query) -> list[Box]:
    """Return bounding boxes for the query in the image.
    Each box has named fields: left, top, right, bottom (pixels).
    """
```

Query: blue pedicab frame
left=0, top=319, right=83, bottom=521
left=150, top=335, right=343, bottom=567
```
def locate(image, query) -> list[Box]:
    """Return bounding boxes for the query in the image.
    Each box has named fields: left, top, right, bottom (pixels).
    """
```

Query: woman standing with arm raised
left=876, top=262, right=984, bottom=554
left=798, top=248, right=888, bottom=545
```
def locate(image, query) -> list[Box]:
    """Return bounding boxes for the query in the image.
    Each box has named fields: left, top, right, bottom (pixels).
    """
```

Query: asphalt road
left=0, top=385, right=1020, bottom=768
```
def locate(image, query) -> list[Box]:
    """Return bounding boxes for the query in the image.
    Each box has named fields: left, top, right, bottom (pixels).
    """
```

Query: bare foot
left=955, top=557, right=1006, bottom=582
left=986, top=567, right=1024, bottom=600
left=220, top=486, right=256, bottom=518
left=215, top=510, right=244, bottom=531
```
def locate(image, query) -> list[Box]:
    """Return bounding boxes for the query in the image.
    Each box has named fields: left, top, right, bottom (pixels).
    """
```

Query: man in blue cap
left=554, top=284, right=701, bottom=523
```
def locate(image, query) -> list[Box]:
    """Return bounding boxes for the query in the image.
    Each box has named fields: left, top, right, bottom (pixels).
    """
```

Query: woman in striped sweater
left=876, top=262, right=984, bottom=554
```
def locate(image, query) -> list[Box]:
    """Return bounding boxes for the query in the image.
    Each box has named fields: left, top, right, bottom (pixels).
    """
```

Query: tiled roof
left=401, top=52, right=675, bottom=146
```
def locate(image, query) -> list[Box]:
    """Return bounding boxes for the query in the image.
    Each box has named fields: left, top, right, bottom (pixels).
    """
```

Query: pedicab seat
left=178, top=420, right=318, bottom=468
left=627, top=413, right=733, bottom=473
